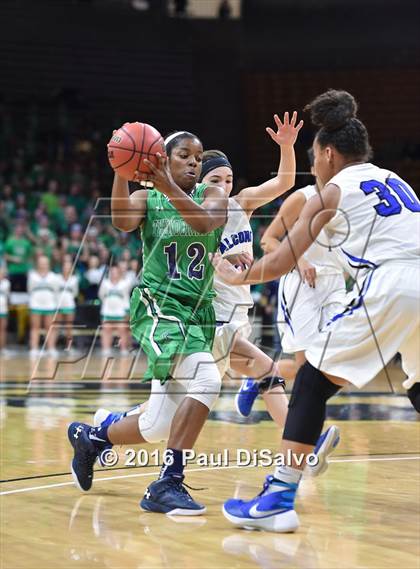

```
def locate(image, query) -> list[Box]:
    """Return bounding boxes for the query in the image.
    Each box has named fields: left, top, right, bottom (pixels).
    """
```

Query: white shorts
left=212, top=315, right=252, bottom=377
left=306, top=261, right=420, bottom=389
left=277, top=271, right=346, bottom=353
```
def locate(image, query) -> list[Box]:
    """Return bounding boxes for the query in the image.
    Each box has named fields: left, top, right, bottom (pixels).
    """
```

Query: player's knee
left=138, top=410, right=171, bottom=443
left=407, top=383, right=420, bottom=413
left=288, top=361, right=340, bottom=407
left=187, top=359, right=222, bottom=411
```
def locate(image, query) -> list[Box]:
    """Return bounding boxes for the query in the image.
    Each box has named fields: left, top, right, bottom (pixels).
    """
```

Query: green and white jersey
left=140, top=183, right=223, bottom=306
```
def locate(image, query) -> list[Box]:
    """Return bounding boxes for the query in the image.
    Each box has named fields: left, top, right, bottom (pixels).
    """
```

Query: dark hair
left=307, top=147, right=314, bottom=168
left=199, top=150, right=233, bottom=182
left=164, top=131, right=201, bottom=156
left=202, top=149, right=228, bottom=161
left=305, top=90, right=372, bottom=161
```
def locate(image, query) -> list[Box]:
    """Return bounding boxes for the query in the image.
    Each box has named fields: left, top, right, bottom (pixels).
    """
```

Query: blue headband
left=199, top=156, right=232, bottom=181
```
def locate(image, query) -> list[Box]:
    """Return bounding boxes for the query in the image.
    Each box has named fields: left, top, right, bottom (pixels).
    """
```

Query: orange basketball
left=107, top=122, right=166, bottom=181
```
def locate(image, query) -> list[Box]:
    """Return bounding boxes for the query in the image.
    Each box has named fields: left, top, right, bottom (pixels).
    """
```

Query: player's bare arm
left=111, top=172, right=148, bottom=232
left=260, top=190, right=307, bottom=253
left=212, top=184, right=340, bottom=285
left=235, top=111, right=303, bottom=215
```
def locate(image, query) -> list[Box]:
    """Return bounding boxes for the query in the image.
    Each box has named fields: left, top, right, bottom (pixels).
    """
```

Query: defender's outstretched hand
left=266, top=111, right=303, bottom=147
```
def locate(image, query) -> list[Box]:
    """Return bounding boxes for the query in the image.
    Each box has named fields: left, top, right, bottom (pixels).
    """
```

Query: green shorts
left=130, top=286, right=215, bottom=384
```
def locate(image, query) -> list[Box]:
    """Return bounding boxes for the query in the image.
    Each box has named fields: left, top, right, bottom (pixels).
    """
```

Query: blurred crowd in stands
left=0, top=100, right=279, bottom=355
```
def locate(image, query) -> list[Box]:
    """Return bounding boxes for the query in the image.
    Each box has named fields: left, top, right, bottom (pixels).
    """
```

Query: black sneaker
left=67, top=422, right=98, bottom=491
left=140, top=475, right=206, bottom=516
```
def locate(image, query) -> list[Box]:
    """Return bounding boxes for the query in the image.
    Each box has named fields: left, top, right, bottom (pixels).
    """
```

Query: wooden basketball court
left=1, top=352, right=419, bottom=569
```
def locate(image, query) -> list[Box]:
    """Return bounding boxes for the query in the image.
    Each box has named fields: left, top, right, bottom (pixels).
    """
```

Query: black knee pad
left=258, top=376, right=286, bottom=393
left=407, top=383, right=420, bottom=413
left=283, top=361, right=341, bottom=445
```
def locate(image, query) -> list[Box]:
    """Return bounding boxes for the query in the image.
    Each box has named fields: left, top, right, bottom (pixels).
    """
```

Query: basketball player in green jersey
left=68, top=131, right=228, bottom=515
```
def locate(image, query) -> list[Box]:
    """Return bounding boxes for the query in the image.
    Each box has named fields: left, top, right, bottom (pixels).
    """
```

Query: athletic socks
left=125, top=404, right=143, bottom=417
left=273, top=465, right=303, bottom=489
left=159, top=448, right=184, bottom=479
left=88, top=424, right=112, bottom=451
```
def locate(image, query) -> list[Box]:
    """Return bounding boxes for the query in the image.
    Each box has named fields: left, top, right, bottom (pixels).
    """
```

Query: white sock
left=274, top=465, right=302, bottom=486
left=125, top=404, right=142, bottom=417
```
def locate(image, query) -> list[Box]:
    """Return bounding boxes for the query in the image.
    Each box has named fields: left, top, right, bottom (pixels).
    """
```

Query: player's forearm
left=166, top=185, right=225, bottom=233
left=273, top=144, right=296, bottom=195
left=240, top=247, right=295, bottom=284
left=111, top=174, right=138, bottom=231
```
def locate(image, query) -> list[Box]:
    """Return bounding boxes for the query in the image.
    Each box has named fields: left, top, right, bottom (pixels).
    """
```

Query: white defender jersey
left=56, top=274, right=79, bottom=310
left=296, top=185, right=342, bottom=275
left=213, top=198, right=254, bottom=322
left=324, top=163, right=420, bottom=277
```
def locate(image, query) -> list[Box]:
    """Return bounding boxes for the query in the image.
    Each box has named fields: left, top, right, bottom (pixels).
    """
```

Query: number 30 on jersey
left=360, top=177, right=420, bottom=217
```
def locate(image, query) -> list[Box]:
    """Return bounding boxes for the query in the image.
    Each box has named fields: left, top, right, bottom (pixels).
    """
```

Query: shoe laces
left=168, top=476, right=206, bottom=501
left=257, top=475, right=275, bottom=496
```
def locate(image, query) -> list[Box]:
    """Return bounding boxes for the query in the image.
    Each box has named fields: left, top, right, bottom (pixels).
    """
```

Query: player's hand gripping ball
left=107, top=122, right=166, bottom=181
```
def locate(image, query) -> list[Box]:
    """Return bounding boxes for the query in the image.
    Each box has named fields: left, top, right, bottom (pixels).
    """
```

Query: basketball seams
left=136, top=123, right=147, bottom=173
left=110, top=126, right=136, bottom=171
left=108, top=123, right=165, bottom=181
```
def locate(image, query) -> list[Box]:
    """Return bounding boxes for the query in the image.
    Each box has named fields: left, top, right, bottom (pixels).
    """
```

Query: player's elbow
left=111, top=216, right=137, bottom=232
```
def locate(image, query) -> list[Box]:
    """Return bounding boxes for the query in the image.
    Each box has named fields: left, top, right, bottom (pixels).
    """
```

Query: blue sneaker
left=223, top=475, right=299, bottom=532
left=235, top=379, right=260, bottom=417
left=140, top=475, right=207, bottom=516
left=93, top=408, right=124, bottom=428
left=67, top=422, right=98, bottom=491
left=307, top=425, right=340, bottom=477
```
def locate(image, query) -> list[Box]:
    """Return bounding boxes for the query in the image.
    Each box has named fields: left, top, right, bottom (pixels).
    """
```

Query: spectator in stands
left=0, top=263, right=10, bottom=353
left=0, top=202, right=9, bottom=260
left=118, top=259, right=136, bottom=351
left=98, top=264, right=130, bottom=356
left=68, top=183, right=87, bottom=216
left=2, top=185, right=15, bottom=217
left=41, top=179, right=61, bottom=217
left=83, top=254, right=104, bottom=301
left=98, top=243, right=111, bottom=272
left=4, top=223, right=33, bottom=292
left=60, top=205, right=78, bottom=236
left=28, top=254, right=59, bottom=356
left=56, top=257, right=79, bottom=350
left=130, top=258, right=141, bottom=281
left=63, top=223, right=84, bottom=257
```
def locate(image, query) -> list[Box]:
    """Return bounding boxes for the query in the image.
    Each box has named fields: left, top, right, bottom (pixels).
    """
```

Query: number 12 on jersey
left=360, top=177, right=420, bottom=217
left=164, top=242, right=206, bottom=280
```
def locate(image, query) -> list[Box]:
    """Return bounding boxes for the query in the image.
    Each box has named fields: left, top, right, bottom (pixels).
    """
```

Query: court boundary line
left=1, top=455, right=419, bottom=496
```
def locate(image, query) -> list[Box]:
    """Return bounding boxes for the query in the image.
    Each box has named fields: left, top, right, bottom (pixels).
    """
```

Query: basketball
left=107, top=122, right=166, bottom=181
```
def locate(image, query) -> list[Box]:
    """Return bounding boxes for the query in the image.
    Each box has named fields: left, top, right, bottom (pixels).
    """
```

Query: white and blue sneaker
left=222, top=475, right=299, bottom=533
left=68, top=422, right=98, bottom=491
left=307, top=425, right=340, bottom=477
left=140, top=475, right=207, bottom=516
left=235, top=379, right=260, bottom=417
left=93, top=408, right=124, bottom=428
